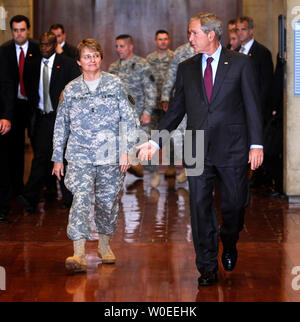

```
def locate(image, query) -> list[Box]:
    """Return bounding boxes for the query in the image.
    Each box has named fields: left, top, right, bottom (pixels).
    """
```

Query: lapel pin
left=224, top=62, right=229, bottom=65
left=57, top=66, right=60, bottom=69
left=249, top=53, right=252, bottom=57
left=29, top=54, right=32, bottom=57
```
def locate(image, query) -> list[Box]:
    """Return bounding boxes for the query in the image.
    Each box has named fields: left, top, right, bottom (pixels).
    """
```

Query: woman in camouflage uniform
left=52, top=39, right=139, bottom=273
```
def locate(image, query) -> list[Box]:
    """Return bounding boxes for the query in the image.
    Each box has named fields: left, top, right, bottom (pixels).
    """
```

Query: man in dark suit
left=138, top=12, right=264, bottom=286
left=17, top=32, right=81, bottom=212
left=0, top=48, right=15, bottom=222
left=236, top=16, right=274, bottom=124
left=49, top=24, right=78, bottom=60
left=49, top=24, right=78, bottom=208
left=1, top=15, right=40, bottom=196
left=236, top=16, right=274, bottom=188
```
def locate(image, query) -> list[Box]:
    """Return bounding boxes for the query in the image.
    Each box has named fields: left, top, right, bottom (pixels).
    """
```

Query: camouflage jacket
left=161, top=42, right=195, bottom=102
left=108, top=55, right=157, bottom=118
left=52, top=72, right=139, bottom=165
left=146, top=49, right=174, bottom=107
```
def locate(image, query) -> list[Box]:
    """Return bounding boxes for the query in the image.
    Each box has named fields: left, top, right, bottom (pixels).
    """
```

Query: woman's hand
left=52, top=162, right=64, bottom=181
left=120, top=153, right=131, bottom=173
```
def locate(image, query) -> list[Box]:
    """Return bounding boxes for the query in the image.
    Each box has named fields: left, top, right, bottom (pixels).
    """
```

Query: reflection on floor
left=0, top=159, right=300, bottom=301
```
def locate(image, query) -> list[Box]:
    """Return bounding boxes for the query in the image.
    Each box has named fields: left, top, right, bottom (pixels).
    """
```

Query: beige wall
left=0, top=0, right=33, bottom=44
left=285, top=0, right=300, bottom=200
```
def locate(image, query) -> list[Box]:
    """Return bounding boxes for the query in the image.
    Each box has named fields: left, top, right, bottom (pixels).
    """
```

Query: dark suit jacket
left=62, top=42, right=78, bottom=60
left=0, top=48, right=14, bottom=121
left=156, top=47, right=263, bottom=168
left=23, top=53, right=81, bottom=134
left=0, top=39, right=40, bottom=101
left=248, top=40, right=274, bottom=122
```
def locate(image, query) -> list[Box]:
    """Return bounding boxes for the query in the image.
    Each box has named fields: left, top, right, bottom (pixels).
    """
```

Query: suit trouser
left=8, top=99, right=31, bottom=195
left=187, top=160, right=249, bottom=274
left=23, top=112, right=56, bottom=205
left=0, top=133, right=12, bottom=214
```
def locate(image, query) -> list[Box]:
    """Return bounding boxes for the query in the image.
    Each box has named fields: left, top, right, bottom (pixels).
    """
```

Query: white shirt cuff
left=250, top=145, right=263, bottom=149
left=149, top=140, right=160, bottom=150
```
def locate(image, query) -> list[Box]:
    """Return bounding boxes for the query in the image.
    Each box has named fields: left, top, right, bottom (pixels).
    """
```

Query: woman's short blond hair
left=77, top=38, right=104, bottom=60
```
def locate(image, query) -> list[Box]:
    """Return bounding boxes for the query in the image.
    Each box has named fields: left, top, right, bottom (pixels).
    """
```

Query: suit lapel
left=247, top=40, right=256, bottom=58
left=189, top=54, right=208, bottom=104
left=50, top=54, right=61, bottom=92
left=210, top=48, right=231, bottom=104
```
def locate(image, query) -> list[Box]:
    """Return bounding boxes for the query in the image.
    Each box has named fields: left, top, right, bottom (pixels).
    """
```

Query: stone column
left=285, top=0, right=300, bottom=202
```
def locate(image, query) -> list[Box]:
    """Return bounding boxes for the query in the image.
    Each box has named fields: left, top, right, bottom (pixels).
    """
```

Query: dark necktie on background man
left=204, top=57, right=213, bottom=102
left=19, top=47, right=26, bottom=97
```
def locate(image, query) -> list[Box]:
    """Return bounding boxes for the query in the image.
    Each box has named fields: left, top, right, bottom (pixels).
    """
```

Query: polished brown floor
left=1, top=149, right=300, bottom=302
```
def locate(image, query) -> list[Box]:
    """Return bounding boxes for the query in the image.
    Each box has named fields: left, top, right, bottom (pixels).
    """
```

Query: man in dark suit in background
left=0, top=48, right=15, bottom=223
left=49, top=24, right=78, bottom=60
left=17, top=32, right=81, bottom=212
left=236, top=16, right=274, bottom=188
left=138, top=12, right=264, bottom=286
left=236, top=16, right=274, bottom=124
left=1, top=15, right=40, bottom=196
left=49, top=23, right=78, bottom=208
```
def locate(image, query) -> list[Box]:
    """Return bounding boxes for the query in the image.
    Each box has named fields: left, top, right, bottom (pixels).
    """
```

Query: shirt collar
left=203, top=43, right=222, bottom=62
left=16, top=41, right=29, bottom=52
left=242, top=38, right=255, bottom=53
left=42, top=53, right=56, bottom=67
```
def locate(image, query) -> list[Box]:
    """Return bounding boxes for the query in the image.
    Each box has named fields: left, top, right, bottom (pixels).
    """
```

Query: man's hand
left=137, top=142, right=158, bottom=162
left=56, top=43, right=64, bottom=54
left=52, top=162, right=64, bottom=181
left=120, top=153, right=131, bottom=173
left=0, top=119, right=11, bottom=135
left=161, top=102, right=169, bottom=112
left=140, top=113, right=151, bottom=125
left=248, top=148, right=264, bottom=170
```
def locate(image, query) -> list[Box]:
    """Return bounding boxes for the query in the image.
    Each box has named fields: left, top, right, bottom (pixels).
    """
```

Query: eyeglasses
left=82, top=53, right=101, bottom=61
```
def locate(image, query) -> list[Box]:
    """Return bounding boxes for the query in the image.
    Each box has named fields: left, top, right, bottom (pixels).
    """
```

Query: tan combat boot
left=164, top=165, right=176, bottom=177
left=176, top=169, right=187, bottom=183
left=98, top=234, right=116, bottom=264
left=65, top=239, right=87, bottom=273
left=127, top=163, right=144, bottom=177
left=150, top=171, right=160, bottom=188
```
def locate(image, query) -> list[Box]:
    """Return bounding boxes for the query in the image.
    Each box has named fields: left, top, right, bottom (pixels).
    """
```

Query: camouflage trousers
left=64, top=162, right=125, bottom=241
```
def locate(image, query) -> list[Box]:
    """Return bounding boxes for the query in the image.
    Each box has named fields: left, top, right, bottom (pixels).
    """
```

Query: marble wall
left=0, top=0, right=33, bottom=44
left=285, top=0, right=300, bottom=201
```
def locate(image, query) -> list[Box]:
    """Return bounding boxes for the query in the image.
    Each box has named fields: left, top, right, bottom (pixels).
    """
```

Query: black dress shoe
left=198, top=272, right=218, bottom=286
left=16, top=195, right=35, bottom=213
left=222, top=248, right=238, bottom=271
left=0, top=212, right=8, bottom=223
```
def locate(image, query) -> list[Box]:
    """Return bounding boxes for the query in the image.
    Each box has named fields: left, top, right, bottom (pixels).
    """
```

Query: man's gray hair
left=190, top=12, right=223, bottom=41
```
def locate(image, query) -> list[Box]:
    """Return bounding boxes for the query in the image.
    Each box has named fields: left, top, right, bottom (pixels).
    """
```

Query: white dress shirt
left=239, top=38, right=254, bottom=55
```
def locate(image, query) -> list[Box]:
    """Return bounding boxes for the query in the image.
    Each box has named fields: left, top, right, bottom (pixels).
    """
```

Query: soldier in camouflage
left=146, top=30, right=174, bottom=109
left=108, top=34, right=157, bottom=184
left=52, top=39, right=139, bottom=273
left=161, top=41, right=195, bottom=183
left=161, top=42, right=195, bottom=103
left=146, top=30, right=175, bottom=183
